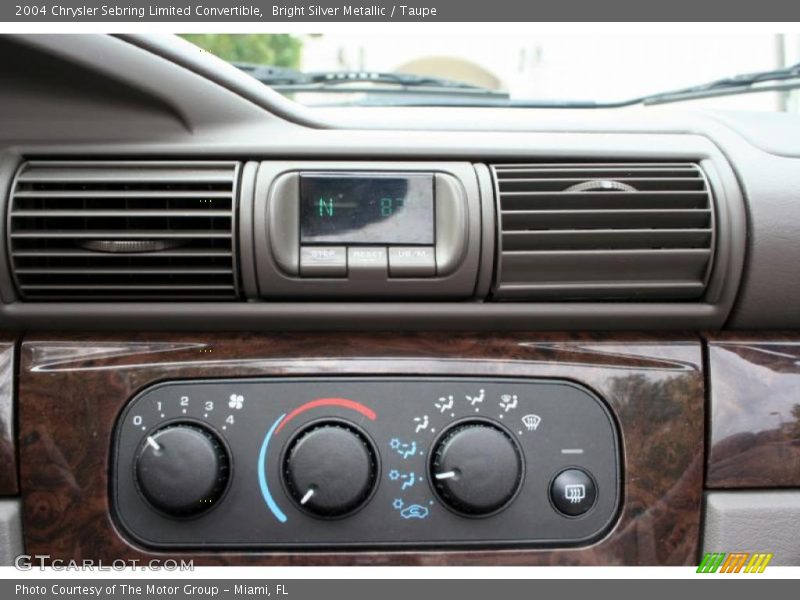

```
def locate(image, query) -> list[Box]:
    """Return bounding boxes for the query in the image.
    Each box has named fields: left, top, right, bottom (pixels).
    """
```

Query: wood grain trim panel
left=20, top=332, right=703, bottom=565
left=706, top=332, right=800, bottom=488
left=0, top=338, right=17, bottom=496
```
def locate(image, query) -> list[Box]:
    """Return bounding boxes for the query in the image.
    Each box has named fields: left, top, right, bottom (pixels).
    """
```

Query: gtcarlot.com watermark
left=14, top=555, right=194, bottom=571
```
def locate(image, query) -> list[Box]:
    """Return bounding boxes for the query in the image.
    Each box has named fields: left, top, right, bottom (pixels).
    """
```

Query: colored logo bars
left=697, top=552, right=773, bottom=573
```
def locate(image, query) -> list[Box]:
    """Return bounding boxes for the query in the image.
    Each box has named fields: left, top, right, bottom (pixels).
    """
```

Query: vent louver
left=492, top=163, right=715, bottom=300
left=8, top=161, right=239, bottom=301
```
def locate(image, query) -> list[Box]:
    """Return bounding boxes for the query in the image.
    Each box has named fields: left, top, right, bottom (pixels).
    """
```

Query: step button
left=389, top=246, right=436, bottom=277
left=300, top=246, right=347, bottom=277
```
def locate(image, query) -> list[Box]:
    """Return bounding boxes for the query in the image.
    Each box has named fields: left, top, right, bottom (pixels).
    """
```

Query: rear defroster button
left=550, top=468, right=597, bottom=517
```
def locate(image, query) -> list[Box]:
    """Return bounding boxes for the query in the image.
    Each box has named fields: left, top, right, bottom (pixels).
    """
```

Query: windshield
left=183, top=33, right=800, bottom=111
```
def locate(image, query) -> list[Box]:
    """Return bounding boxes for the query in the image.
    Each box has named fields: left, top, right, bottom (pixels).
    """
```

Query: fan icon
left=521, top=414, right=541, bottom=432
left=228, top=394, right=244, bottom=410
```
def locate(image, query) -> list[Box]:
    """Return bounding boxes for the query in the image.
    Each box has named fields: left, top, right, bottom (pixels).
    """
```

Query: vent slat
left=499, top=177, right=706, bottom=192
left=501, top=191, right=708, bottom=198
left=500, top=192, right=709, bottom=211
left=502, top=229, right=712, bottom=250
left=22, top=295, right=237, bottom=301
left=501, top=209, right=711, bottom=230
left=12, top=191, right=233, bottom=199
left=11, top=249, right=233, bottom=258
left=9, top=161, right=239, bottom=302
left=494, top=167, right=701, bottom=179
left=11, top=210, right=232, bottom=218
left=16, top=268, right=233, bottom=275
left=16, top=165, right=235, bottom=184
left=11, top=230, right=232, bottom=239
left=20, top=285, right=235, bottom=291
left=496, top=281, right=707, bottom=300
left=492, top=162, right=714, bottom=301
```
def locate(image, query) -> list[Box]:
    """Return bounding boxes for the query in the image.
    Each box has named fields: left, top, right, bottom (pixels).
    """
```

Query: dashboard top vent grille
left=492, top=162, right=714, bottom=301
left=8, top=161, right=240, bottom=301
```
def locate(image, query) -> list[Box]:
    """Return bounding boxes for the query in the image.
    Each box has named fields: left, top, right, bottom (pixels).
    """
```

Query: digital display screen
left=299, top=174, right=435, bottom=245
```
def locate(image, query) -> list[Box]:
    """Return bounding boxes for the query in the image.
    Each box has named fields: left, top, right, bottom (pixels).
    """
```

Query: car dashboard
left=0, top=33, right=799, bottom=567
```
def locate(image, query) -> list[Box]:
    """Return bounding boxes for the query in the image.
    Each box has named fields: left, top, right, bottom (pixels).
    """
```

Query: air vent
left=492, top=163, right=714, bottom=300
left=8, top=161, right=239, bottom=301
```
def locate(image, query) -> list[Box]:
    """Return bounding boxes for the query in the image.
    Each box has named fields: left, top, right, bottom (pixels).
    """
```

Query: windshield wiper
left=236, top=61, right=800, bottom=108
left=500, top=63, right=800, bottom=109
left=234, top=62, right=509, bottom=100
left=619, top=61, right=800, bottom=107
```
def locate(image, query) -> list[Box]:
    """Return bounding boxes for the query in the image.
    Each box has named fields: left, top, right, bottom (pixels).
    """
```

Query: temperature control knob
left=134, top=423, right=230, bottom=517
left=283, top=421, right=377, bottom=518
left=430, top=421, right=523, bottom=516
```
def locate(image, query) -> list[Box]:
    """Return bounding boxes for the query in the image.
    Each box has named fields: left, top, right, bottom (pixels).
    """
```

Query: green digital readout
left=315, top=196, right=404, bottom=217
left=318, top=197, right=334, bottom=217
left=300, top=174, right=434, bottom=245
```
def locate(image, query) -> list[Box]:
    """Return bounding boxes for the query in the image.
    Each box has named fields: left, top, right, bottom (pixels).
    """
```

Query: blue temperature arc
left=258, top=413, right=288, bottom=523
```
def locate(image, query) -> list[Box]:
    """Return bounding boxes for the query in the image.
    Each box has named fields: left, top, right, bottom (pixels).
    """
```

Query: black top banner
left=3, top=0, right=800, bottom=21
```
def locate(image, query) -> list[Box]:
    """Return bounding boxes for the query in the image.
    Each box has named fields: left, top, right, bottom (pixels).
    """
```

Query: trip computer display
left=299, top=174, right=435, bottom=245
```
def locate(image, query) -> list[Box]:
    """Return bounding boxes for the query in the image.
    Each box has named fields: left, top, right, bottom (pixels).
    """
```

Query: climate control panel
left=112, top=378, right=620, bottom=549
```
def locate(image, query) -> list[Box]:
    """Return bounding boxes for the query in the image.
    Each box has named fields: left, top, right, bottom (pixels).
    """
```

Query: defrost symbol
left=521, top=414, right=541, bottom=431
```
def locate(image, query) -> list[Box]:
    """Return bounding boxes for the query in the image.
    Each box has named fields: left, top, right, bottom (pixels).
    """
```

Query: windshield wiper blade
left=233, top=62, right=505, bottom=96
left=302, top=71, right=485, bottom=90
left=505, top=63, right=800, bottom=109
left=233, top=62, right=307, bottom=85
left=237, top=61, right=800, bottom=109
left=624, top=61, right=800, bottom=106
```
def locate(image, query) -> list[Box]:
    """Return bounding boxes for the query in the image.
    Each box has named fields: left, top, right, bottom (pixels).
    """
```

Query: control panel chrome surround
left=112, top=377, right=621, bottom=550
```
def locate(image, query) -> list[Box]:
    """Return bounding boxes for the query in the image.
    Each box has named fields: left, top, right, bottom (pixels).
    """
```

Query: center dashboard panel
left=113, top=378, right=619, bottom=548
left=19, top=332, right=704, bottom=565
left=0, top=152, right=748, bottom=332
left=249, top=161, right=486, bottom=299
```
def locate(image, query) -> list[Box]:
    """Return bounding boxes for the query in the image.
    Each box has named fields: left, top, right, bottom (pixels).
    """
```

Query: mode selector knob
left=283, top=421, right=378, bottom=518
left=135, top=423, right=230, bottom=517
left=431, top=420, right=523, bottom=516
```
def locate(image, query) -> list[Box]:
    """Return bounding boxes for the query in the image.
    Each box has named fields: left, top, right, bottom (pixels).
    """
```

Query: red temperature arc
left=275, top=397, right=377, bottom=433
